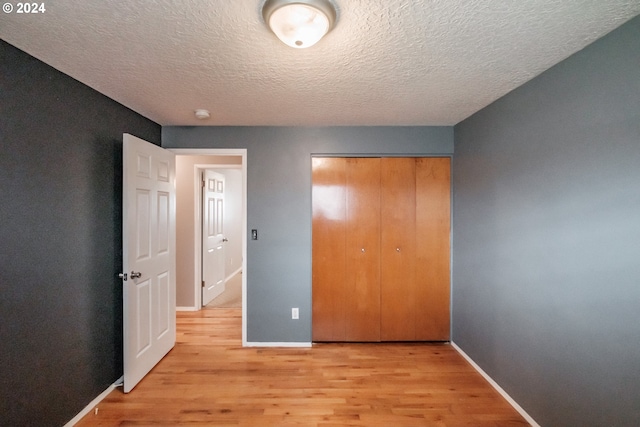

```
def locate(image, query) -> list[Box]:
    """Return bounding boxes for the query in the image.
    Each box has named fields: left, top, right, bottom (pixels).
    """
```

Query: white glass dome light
left=263, top=0, right=337, bottom=49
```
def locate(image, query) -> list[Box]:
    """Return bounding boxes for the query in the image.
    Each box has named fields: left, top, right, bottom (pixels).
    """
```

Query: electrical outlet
left=291, top=307, right=299, bottom=320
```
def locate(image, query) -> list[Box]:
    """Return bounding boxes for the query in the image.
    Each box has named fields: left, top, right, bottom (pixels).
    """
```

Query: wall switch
left=291, top=307, right=299, bottom=320
left=251, top=229, right=258, bottom=240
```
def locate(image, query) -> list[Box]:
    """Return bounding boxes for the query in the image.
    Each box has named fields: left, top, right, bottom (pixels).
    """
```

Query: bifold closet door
left=380, top=158, right=417, bottom=340
left=313, top=157, right=450, bottom=342
left=415, top=157, right=450, bottom=340
left=311, top=158, right=347, bottom=341
left=312, top=158, right=381, bottom=342
left=344, top=158, right=381, bottom=341
left=380, top=157, right=451, bottom=341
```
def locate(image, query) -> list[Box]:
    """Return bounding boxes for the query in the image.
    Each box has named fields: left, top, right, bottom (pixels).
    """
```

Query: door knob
left=223, top=238, right=229, bottom=242
left=130, top=271, right=142, bottom=279
left=361, top=248, right=365, bottom=253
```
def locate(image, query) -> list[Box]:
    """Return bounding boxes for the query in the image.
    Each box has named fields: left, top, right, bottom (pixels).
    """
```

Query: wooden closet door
left=380, top=158, right=417, bottom=341
left=344, top=158, right=381, bottom=341
left=313, top=157, right=449, bottom=342
left=415, top=158, right=451, bottom=340
left=312, top=158, right=348, bottom=341
left=312, top=157, right=381, bottom=342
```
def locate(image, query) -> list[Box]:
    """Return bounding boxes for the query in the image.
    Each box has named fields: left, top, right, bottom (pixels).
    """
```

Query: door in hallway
left=202, top=169, right=226, bottom=306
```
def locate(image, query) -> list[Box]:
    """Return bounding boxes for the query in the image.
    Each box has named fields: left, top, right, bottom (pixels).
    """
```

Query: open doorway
left=201, top=167, right=242, bottom=307
left=171, top=149, right=247, bottom=345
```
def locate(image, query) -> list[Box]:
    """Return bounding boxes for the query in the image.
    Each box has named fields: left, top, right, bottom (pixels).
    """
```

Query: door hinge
left=201, top=280, right=205, bottom=288
left=202, top=180, right=206, bottom=188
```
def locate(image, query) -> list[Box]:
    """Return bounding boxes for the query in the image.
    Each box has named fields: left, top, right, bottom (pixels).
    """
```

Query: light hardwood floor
left=75, top=308, right=530, bottom=426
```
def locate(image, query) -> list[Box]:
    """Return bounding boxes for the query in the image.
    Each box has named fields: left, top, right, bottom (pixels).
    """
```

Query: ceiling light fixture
left=262, top=0, right=336, bottom=49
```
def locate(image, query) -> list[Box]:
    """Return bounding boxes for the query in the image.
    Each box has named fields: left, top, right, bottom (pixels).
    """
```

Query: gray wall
left=162, top=127, right=453, bottom=342
left=453, top=16, right=640, bottom=427
left=0, top=40, right=161, bottom=426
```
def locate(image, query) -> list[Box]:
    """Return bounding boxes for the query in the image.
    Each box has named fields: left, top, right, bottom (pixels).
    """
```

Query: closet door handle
left=361, top=248, right=365, bottom=253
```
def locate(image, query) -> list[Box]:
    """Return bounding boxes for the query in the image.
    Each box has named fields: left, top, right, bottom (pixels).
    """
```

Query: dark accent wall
left=0, top=40, right=160, bottom=426
left=453, top=16, right=640, bottom=427
left=162, top=126, right=453, bottom=342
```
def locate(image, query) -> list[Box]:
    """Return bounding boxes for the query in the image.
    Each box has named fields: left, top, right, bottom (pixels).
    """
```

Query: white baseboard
left=225, top=267, right=243, bottom=283
left=245, top=342, right=312, bottom=348
left=451, top=342, right=540, bottom=427
left=63, top=375, right=123, bottom=426
left=176, top=306, right=198, bottom=311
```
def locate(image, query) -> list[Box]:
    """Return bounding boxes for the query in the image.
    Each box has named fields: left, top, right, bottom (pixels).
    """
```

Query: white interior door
left=202, top=169, right=226, bottom=306
left=122, top=133, right=176, bottom=393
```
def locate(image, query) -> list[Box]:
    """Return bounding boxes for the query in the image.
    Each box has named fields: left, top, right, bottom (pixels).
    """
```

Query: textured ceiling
left=1, top=1, right=639, bottom=126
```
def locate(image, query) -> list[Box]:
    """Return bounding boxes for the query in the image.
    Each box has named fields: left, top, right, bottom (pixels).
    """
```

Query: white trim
left=245, top=342, right=313, bottom=348
left=176, top=306, right=198, bottom=312
left=169, top=148, right=248, bottom=347
left=192, top=164, right=204, bottom=310
left=451, top=342, right=541, bottom=427
left=225, top=266, right=242, bottom=283
left=63, top=376, right=123, bottom=426
left=170, top=148, right=245, bottom=156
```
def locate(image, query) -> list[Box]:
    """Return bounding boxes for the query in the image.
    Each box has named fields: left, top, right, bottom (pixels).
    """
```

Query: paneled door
left=122, top=134, right=176, bottom=393
left=202, top=169, right=226, bottom=306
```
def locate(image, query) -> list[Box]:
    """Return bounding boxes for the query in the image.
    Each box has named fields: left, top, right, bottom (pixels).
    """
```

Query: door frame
left=170, top=148, right=248, bottom=346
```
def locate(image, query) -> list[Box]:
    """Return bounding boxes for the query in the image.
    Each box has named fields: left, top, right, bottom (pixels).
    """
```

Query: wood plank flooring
left=75, top=308, right=530, bottom=426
